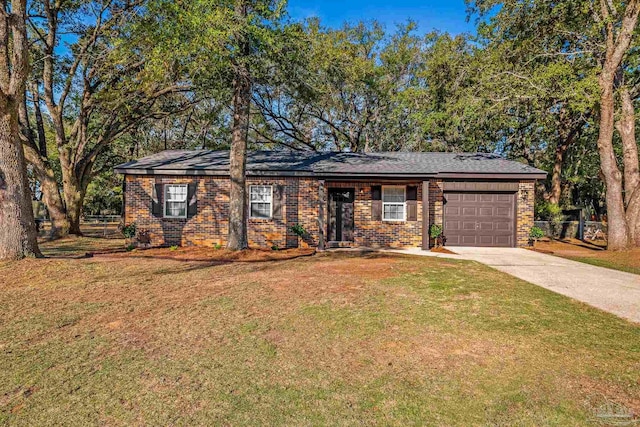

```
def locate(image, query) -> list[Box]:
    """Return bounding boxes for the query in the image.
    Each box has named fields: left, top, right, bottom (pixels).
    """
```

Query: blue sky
left=287, top=0, right=476, bottom=35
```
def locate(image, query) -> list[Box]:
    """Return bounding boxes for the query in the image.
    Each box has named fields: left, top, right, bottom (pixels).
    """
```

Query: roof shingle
left=114, top=150, right=547, bottom=178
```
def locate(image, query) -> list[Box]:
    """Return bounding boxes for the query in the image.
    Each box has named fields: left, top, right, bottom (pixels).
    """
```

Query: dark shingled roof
left=114, top=150, right=547, bottom=179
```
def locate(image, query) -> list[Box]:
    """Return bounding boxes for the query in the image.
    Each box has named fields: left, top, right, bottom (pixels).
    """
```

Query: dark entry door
left=328, top=189, right=355, bottom=242
left=444, top=192, right=516, bottom=247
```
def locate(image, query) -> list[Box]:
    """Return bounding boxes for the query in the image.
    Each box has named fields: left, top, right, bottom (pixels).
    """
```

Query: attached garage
left=444, top=192, right=516, bottom=247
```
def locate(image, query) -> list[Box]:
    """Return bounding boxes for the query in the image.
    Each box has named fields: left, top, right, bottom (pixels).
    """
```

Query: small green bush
left=429, top=224, right=443, bottom=239
left=213, top=243, right=222, bottom=250
left=271, top=245, right=279, bottom=251
left=430, top=224, right=444, bottom=248
left=125, top=244, right=136, bottom=252
left=529, top=226, right=544, bottom=241
left=290, top=224, right=307, bottom=237
left=170, top=245, right=179, bottom=251
left=121, top=223, right=137, bottom=239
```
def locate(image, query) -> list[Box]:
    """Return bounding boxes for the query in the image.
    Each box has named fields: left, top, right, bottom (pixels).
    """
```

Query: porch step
left=327, top=241, right=353, bottom=249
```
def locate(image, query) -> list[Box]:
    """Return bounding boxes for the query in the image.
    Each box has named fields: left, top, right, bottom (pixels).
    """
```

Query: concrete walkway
left=389, top=247, right=640, bottom=324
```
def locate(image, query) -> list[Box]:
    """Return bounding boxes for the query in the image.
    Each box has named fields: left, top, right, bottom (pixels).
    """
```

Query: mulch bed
left=95, top=246, right=316, bottom=263
left=430, top=246, right=457, bottom=255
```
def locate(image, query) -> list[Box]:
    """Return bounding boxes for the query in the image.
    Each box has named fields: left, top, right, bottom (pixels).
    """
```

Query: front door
left=328, top=188, right=355, bottom=242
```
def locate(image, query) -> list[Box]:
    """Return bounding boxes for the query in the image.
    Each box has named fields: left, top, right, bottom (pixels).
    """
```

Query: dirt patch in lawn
left=101, top=246, right=316, bottom=263
left=531, top=238, right=640, bottom=274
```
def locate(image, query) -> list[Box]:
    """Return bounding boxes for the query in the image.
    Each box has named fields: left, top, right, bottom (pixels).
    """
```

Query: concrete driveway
left=448, top=247, right=640, bottom=324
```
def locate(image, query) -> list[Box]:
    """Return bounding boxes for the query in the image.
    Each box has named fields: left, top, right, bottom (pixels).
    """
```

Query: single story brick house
left=114, top=150, right=546, bottom=249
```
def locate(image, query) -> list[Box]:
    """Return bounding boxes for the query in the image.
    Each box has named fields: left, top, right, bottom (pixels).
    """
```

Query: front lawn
left=1, top=239, right=639, bottom=425
left=533, top=238, right=640, bottom=275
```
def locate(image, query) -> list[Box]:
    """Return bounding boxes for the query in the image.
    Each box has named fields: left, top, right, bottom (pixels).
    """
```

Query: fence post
left=578, top=210, right=584, bottom=240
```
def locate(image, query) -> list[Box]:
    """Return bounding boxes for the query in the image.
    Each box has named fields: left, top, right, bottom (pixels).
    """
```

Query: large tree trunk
left=548, top=141, right=570, bottom=205
left=227, top=0, right=251, bottom=250
left=617, top=87, right=640, bottom=245
left=59, top=149, right=86, bottom=236
left=0, top=0, right=41, bottom=260
left=595, top=0, right=640, bottom=250
left=616, top=87, right=640, bottom=206
left=597, top=70, right=629, bottom=250
left=0, top=95, right=41, bottom=259
left=23, top=144, right=69, bottom=239
left=548, top=120, right=581, bottom=205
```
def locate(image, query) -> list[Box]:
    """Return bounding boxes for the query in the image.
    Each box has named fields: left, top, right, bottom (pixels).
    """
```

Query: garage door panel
left=495, top=207, right=511, bottom=216
left=479, top=207, right=492, bottom=216
left=445, top=206, right=460, bottom=216
left=462, top=207, right=477, bottom=216
left=462, top=221, right=476, bottom=230
left=495, top=236, right=512, bottom=245
left=461, top=235, right=477, bottom=245
left=495, top=221, right=511, bottom=231
left=478, top=222, right=494, bottom=231
left=443, top=192, right=515, bottom=247
left=445, top=220, right=460, bottom=231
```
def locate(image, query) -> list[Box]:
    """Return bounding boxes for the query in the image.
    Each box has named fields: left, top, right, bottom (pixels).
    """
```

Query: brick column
left=422, top=180, right=430, bottom=249
left=317, top=180, right=325, bottom=250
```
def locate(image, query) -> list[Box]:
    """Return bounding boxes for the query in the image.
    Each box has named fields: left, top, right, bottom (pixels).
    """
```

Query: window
left=382, top=186, right=405, bottom=221
left=164, top=184, right=188, bottom=218
left=250, top=185, right=273, bottom=219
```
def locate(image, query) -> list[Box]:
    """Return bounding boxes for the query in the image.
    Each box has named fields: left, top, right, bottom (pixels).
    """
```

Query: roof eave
left=114, top=168, right=547, bottom=180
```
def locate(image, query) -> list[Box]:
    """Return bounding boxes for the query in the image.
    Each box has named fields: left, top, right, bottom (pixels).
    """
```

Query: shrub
left=529, top=226, right=544, bottom=242
left=271, top=245, right=279, bottom=251
left=290, top=224, right=307, bottom=237
left=125, top=244, right=136, bottom=252
left=429, top=224, right=443, bottom=239
left=430, top=224, right=444, bottom=247
left=170, top=245, right=179, bottom=251
left=121, top=223, right=137, bottom=239
left=536, top=202, right=565, bottom=238
left=213, top=243, right=222, bottom=250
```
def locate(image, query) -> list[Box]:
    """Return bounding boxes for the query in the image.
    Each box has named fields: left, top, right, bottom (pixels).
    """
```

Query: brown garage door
left=444, top=192, right=515, bottom=247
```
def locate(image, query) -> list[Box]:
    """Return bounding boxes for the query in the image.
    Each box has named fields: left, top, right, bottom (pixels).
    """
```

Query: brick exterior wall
left=124, top=175, right=320, bottom=248
left=326, top=181, right=424, bottom=248
left=428, top=179, right=444, bottom=247
left=123, top=175, right=536, bottom=249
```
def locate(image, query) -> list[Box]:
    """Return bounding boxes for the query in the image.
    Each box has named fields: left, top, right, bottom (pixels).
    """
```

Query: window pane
left=166, top=201, right=186, bottom=217
left=383, top=187, right=405, bottom=203
left=166, top=185, right=187, bottom=202
left=250, top=186, right=272, bottom=202
left=251, top=202, right=271, bottom=218
left=383, top=203, right=404, bottom=220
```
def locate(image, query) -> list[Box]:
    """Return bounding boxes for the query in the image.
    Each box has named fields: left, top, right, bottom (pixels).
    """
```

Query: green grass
left=564, top=256, right=640, bottom=275
left=0, top=242, right=638, bottom=426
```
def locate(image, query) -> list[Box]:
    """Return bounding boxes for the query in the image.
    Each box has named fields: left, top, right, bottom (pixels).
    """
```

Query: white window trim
left=382, top=185, right=406, bottom=222
left=163, top=184, right=188, bottom=219
left=249, top=184, right=274, bottom=220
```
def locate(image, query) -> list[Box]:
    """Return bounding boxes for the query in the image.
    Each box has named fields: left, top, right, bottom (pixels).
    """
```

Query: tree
left=140, top=0, right=286, bottom=250
left=22, top=0, right=190, bottom=237
left=227, top=0, right=252, bottom=250
left=0, top=0, right=41, bottom=260
left=252, top=20, right=431, bottom=153
left=594, top=0, right=640, bottom=249
left=469, top=0, right=640, bottom=249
